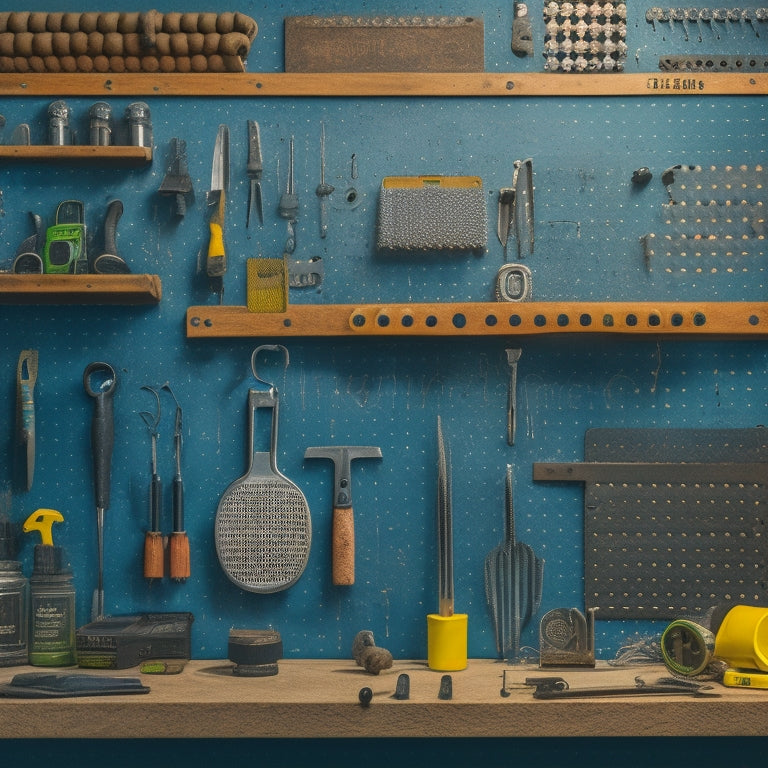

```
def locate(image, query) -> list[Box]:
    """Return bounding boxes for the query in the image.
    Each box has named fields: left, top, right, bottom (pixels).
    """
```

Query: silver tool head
left=211, top=124, right=230, bottom=192
left=304, top=445, right=382, bottom=508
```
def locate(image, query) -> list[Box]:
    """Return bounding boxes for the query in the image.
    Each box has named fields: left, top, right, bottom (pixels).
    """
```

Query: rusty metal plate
left=284, top=15, right=484, bottom=73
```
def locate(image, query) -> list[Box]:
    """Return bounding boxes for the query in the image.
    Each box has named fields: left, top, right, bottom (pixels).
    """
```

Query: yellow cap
left=22, top=508, right=64, bottom=546
left=427, top=613, right=468, bottom=671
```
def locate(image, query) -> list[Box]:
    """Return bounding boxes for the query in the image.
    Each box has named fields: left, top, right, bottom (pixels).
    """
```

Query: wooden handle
left=169, top=531, right=190, bottom=581
left=144, top=531, right=165, bottom=579
left=332, top=506, right=354, bottom=586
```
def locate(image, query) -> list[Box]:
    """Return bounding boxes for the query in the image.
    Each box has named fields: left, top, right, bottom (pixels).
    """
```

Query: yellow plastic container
left=427, top=613, right=468, bottom=671
left=714, top=605, right=768, bottom=671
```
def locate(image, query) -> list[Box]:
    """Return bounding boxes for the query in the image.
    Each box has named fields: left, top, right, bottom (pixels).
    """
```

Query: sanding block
left=285, top=15, right=484, bottom=73
left=376, top=176, right=487, bottom=254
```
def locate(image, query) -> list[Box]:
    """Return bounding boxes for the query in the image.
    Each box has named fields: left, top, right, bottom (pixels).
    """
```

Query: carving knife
left=206, top=124, right=230, bottom=297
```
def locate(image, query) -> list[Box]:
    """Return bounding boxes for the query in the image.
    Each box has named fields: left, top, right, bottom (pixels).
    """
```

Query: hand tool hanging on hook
left=278, top=136, right=299, bottom=255
left=158, top=138, right=193, bottom=217
left=15, top=349, right=38, bottom=491
left=505, top=348, right=522, bottom=446
left=206, top=124, right=230, bottom=303
left=246, top=120, right=263, bottom=228
left=214, top=345, right=311, bottom=593
left=304, top=445, right=382, bottom=585
left=163, top=383, right=190, bottom=581
left=83, top=361, right=117, bottom=621
left=139, top=386, right=164, bottom=580
left=315, top=121, right=334, bottom=238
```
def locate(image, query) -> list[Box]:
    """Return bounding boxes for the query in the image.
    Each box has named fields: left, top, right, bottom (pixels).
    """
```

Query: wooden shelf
left=0, top=145, right=152, bottom=165
left=0, top=274, right=162, bottom=305
left=0, top=659, right=764, bottom=739
left=186, top=301, right=768, bottom=339
left=0, top=72, right=764, bottom=98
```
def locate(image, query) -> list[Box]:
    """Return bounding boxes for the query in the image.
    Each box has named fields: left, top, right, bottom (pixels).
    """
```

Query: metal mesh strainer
left=215, top=388, right=311, bottom=593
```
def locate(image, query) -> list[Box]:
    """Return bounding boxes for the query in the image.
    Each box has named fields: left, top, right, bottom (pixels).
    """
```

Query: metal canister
left=125, top=101, right=152, bottom=148
left=89, top=102, right=112, bottom=146
left=47, top=100, right=72, bottom=146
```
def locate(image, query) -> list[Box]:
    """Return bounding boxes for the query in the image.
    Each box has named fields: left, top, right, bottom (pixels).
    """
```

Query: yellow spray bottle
left=23, top=509, right=76, bottom=666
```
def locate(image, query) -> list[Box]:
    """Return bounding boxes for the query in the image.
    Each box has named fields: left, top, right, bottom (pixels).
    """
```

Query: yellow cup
left=714, top=605, right=768, bottom=671
left=427, top=613, right=468, bottom=671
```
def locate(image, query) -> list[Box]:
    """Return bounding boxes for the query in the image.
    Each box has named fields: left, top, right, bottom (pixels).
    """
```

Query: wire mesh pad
left=583, top=427, right=768, bottom=619
left=215, top=478, right=311, bottom=593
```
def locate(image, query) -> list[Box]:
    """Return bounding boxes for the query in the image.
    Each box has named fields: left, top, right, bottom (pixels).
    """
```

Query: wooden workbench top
left=0, top=659, right=765, bottom=739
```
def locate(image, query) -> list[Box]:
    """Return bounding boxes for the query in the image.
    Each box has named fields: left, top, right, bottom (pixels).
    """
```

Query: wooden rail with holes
left=186, top=301, right=768, bottom=338
left=0, top=72, right=765, bottom=97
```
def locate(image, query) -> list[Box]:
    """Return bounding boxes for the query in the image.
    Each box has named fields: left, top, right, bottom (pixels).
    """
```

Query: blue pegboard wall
left=0, top=0, right=765, bottom=663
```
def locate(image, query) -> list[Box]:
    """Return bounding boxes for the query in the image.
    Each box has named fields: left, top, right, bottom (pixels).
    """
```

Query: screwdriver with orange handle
left=140, top=386, right=164, bottom=580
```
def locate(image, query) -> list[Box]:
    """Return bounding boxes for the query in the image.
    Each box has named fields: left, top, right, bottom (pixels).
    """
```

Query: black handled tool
left=163, top=383, right=189, bottom=581
left=83, top=362, right=117, bottom=620
left=140, top=386, right=164, bottom=580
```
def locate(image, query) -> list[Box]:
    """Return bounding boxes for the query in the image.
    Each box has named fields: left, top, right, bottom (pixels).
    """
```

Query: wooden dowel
left=62, top=13, right=81, bottom=33
left=216, top=12, right=235, bottom=34
left=79, top=12, right=99, bottom=34
left=29, top=13, right=48, bottom=33
left=8, top=12, right=30, bottom=33
left=97, top=12, right=119, bottom=34
left=46, top=13, right=64, bottom=32
left=117, top=12, right=139, bottom=34
left=52, top=32, right=70, bottom=57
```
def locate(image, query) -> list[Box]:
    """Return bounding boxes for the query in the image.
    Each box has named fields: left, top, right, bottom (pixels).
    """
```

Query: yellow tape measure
left=722, top=669, right=768, bottom=689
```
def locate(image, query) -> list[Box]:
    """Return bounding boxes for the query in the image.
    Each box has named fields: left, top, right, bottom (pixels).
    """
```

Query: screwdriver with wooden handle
left=164, top=384, right=190, bottom=581
left=140, top=386, right=163, bottom=580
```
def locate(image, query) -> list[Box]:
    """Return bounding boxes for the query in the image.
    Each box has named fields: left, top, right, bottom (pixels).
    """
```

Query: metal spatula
left=215, top=386, right=311, bottom=593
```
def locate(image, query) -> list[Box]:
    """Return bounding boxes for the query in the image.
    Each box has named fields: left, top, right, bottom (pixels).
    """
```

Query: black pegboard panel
left=583, top=427, right=768, bottom=618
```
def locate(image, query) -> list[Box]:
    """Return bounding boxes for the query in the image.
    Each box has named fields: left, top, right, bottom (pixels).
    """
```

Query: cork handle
left=332, top=507, right=355, bottom=586
left=143, top=531, right=165, bottom=579
left=169, top=531, right=190, bottom=581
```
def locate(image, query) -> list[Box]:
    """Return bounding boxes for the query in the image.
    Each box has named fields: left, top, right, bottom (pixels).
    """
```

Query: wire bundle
left=0, top=10, right=258, bottom=73
left=543, top=1, right=627, bottom=72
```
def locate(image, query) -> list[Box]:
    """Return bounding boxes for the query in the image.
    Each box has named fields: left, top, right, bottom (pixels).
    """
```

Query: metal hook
left=139, top=385, right=161, bottom=435
left=161, top=382, right=183, bottom=473
left=250, top=344, right=290, bottom=390
left=161, top=382, right=182, bottom=433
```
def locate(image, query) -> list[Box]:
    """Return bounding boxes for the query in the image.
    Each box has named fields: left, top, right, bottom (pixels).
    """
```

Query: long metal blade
left=211, top=124, right=230, bottom=192
left=247, top=120, right=263, bottom=179
left=436, top=415, right=454, bottom=617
